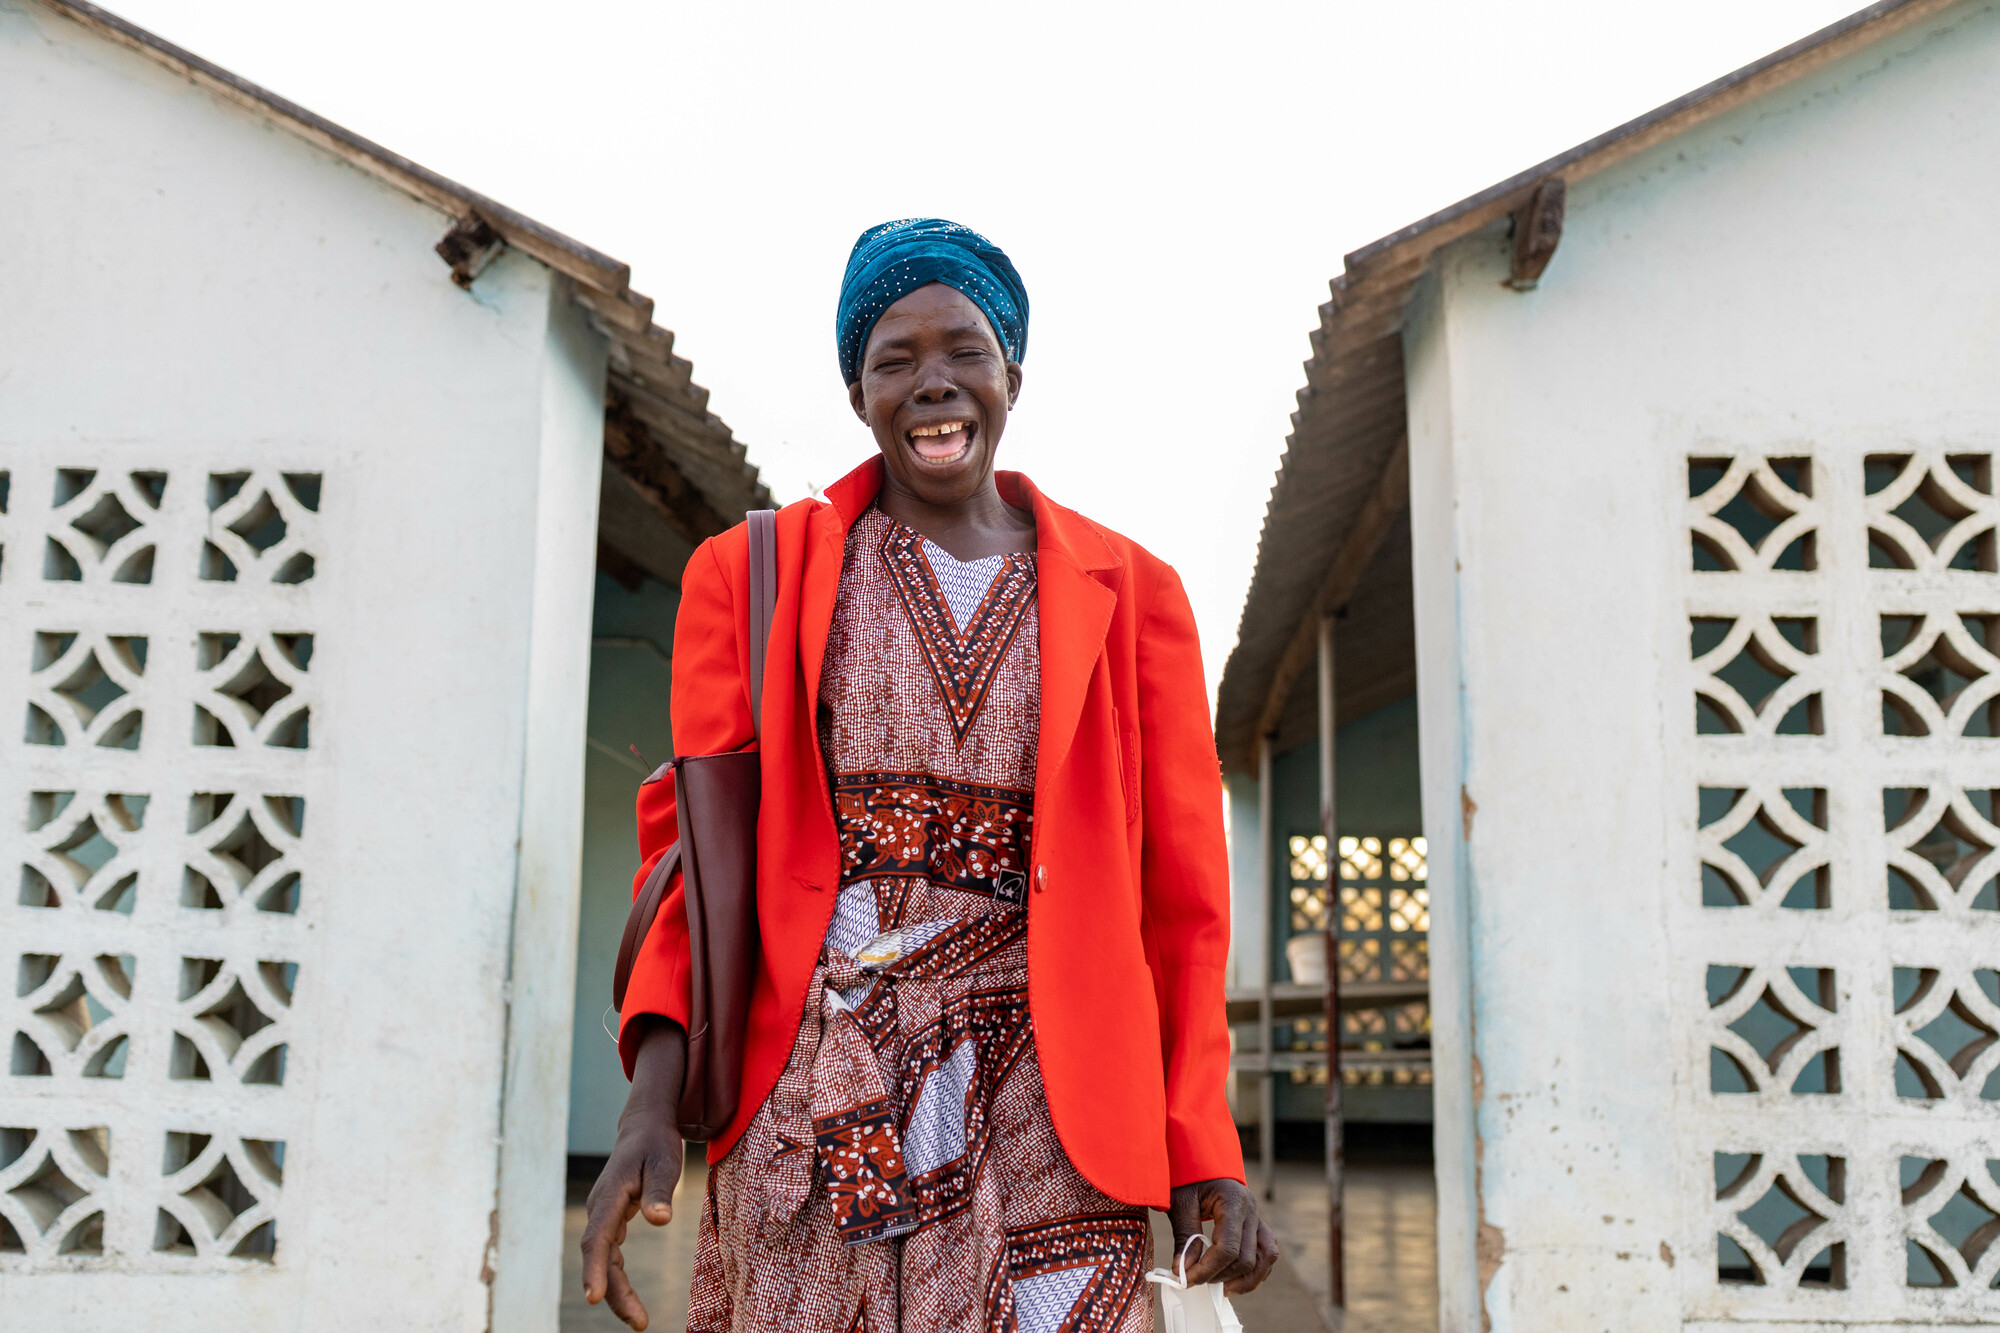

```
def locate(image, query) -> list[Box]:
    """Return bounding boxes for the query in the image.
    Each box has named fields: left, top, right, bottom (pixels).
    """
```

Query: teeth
left=911, top=422, right=967, bottom=438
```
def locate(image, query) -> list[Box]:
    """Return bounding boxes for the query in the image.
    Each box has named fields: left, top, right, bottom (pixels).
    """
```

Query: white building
left=1219, top=0, right=2000, bottom=1327
left=0, top=1, right=764, bottom=1327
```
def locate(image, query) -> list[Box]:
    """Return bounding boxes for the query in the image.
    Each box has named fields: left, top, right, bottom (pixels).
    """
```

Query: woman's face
left=849, top=283, right=1022, bottom=506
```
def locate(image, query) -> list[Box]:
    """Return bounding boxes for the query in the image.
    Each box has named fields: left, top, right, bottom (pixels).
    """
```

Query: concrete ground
left=560, top=1149, right=1436, bottom=1332
left=1262, top=1158, right=1439, bottom=1333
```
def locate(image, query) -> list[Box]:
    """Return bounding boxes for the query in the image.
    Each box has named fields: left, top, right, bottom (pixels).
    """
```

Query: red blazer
left=619, top=459, right=1243, bottom=1207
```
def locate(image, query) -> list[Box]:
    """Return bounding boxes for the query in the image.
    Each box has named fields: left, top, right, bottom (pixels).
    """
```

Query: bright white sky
left=113, top=0, right=1862, bottom=696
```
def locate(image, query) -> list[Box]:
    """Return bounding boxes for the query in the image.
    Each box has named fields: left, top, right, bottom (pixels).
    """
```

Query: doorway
left=1218, top=495, right=1442, bottom=1331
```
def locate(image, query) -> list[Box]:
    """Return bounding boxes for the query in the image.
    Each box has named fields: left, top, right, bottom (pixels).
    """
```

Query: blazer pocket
left=1114, top=711, right=1141, bottom=826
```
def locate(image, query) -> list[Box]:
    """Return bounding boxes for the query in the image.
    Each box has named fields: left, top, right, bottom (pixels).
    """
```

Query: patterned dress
left=686, top=506, right=1154, bottom=1333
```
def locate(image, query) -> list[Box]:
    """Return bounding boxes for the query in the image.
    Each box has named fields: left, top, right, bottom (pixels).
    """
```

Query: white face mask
left=1146, top=1234, right=1245, bottom=1333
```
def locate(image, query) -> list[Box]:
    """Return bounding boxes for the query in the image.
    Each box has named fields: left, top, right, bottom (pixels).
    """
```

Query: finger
left=618, top=1180, right=647, bottom=1242
left=580, top=1224, right=607, bottom=1302
left=1225, top=1219, right=1280, bottom=1296
left=1164, top=1194, right=1201, bottom=1274
left=1186, top=1190, right=1246, bottom=1286
left=1185, top=1240, right=1237, bottom=1286
left=584, top=1161, right=637, bottom=1221
left=1222, top=1206, right=1260, bottom=1284
left=605, top=1247, right=650, bottom=1330
left=1164, top=1229, right=1196, bottom=1280
left=640, top=1144, right=681, bottom=1226
left=580, top=1177, right=638, bottom=1303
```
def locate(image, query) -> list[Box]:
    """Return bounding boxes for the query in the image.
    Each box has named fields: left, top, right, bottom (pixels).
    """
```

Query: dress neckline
left=873, top=514, right=1037, bottom=747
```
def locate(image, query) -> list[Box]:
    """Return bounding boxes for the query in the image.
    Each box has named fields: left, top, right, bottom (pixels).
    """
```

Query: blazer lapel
left=794, top=462, right=1118, bottom=788
left=997, top=473, right=1123, bottom=795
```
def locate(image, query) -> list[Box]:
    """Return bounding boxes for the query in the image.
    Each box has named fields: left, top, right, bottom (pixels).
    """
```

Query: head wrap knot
left=835, top=219, right=1028, bottom=385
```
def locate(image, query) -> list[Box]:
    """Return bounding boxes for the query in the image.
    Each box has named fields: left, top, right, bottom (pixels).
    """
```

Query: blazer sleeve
left=1134, top=561, right=1246, bottom=1186
left=616, top=536, right=757, bottom=1078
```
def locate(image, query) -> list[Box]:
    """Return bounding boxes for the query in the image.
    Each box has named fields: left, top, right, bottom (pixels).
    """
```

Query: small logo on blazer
left=994, top=868, right=1027, bottom=905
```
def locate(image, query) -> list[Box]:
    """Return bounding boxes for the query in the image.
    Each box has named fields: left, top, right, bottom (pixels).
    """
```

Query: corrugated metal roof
left=1214, top=0, right=1955, bottom=772
left=41, top=0, right=771, bottom=529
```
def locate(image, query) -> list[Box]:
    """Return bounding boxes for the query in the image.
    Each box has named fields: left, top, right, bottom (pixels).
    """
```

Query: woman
left=582, top=219, right=1276, bottom=1331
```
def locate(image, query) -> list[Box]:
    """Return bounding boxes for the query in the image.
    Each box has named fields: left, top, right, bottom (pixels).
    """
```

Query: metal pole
left=1257, top=735, right=1276, bottom=1201
left=1318, top=615, right=1345, bottom=1309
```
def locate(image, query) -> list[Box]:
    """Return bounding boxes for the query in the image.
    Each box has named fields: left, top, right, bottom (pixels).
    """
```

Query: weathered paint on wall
left=1407, top=3, right=2000, bottom=1327
left=0, top=3, right=604, bottom=1326
left=1404, top=259, right=1484, bottom=1333
left=492, top=275, right=607, bottom=1333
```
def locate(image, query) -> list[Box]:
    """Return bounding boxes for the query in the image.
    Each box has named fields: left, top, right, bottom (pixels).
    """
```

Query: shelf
left=1223, top=979, right=1429, bottom=1025
left=1229, top=1047, right=1432, bottom=1074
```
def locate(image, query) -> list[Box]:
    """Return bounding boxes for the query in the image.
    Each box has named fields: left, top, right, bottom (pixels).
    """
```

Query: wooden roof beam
left=1507, top=177, right=1567, bottom=291
left=576, top=284, right=659, bottom=336
left=603, top=397, right=737, bottom=545
left=1252, top=436, right=1410, bottom=743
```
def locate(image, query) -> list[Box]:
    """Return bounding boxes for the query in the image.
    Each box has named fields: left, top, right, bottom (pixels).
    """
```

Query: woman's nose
left=913, top=360, right=959, bottom=402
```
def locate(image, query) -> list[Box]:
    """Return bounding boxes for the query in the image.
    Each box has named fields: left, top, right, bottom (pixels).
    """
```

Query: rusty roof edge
left=1219, top=0, right=1958, bottom=761
left=610, top=370, right=774, bottom=513
left=42, top=0, right=631, bottom=295
left=1341, top=0, right=1934, bottom=278
left=42, top=0, right=771, bottom=511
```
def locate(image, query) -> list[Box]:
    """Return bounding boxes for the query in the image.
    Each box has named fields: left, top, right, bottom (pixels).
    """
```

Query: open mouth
left=906, top=419, right=975, bottom=465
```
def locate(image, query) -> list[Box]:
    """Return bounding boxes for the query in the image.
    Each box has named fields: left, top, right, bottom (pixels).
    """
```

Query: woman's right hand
left=580, top=1017, right=688, bottom=1331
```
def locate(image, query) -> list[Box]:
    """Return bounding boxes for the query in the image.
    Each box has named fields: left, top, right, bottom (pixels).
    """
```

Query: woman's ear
left=1005, top=362, right=1023, bottom=410
left=848, top=379, right=869, bottom=424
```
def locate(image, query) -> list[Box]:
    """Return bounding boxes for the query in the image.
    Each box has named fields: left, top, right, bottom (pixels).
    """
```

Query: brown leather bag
left=611, top=508, right=776, bottom=1141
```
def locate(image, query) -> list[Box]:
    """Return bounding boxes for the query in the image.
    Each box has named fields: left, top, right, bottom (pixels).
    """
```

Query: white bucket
left=1284, top=933, right=1328, bottom=986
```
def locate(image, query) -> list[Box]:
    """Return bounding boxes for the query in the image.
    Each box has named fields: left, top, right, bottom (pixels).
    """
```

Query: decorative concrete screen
left=1394, top=10, right=2000, bottom=1328
left=1682, top=449, right=2000, bottom=1316
left=2, top=462, right=319, bottom=1265
left=0, top=342, right=602, bottom=1333
left=1, top=4, right=611, bottom=1325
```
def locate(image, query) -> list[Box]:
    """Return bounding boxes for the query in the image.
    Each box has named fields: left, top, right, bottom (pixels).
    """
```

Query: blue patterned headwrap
left=836, top=219, right=1028, bottom=385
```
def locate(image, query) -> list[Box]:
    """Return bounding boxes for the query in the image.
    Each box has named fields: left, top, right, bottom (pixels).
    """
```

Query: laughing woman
left=582, top=219, right=1275, bottom=1332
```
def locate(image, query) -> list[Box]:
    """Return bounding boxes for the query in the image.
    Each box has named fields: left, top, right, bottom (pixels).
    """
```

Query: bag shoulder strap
left=745, top=509, right=777, bottom=739
left=612, top=841, right=682, bottom=1014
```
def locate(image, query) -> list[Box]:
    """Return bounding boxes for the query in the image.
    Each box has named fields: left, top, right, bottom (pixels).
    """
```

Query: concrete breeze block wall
left=1407, top=4, right=2000, bottom=1328
left=0, top=3, right=605, bottom=1327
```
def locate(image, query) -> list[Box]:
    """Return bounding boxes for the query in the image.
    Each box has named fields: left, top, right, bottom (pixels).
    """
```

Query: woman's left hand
left=1166, top=1177, right=1280, bottom=1294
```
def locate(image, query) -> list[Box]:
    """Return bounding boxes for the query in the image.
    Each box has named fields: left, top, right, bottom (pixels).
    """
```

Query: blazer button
left=1035, top=866, right=1047, bottom=892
